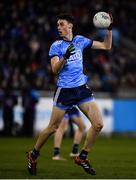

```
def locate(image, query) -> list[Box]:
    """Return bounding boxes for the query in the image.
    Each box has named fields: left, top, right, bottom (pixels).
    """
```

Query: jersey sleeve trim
left=88, top=39, right=93, bottom=48
left=50, top=55, right=59, bottom=58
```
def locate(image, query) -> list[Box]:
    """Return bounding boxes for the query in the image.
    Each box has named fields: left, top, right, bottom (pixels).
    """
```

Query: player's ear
left=69, top=23, right=73, bottom=29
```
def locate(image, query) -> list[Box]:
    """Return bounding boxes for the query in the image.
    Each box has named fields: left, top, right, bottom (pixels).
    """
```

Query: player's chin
left=59, top=32, right=63, bottom=37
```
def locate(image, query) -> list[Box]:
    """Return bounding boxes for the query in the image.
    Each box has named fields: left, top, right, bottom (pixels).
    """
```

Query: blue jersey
left=49, top=35, right=93, bottom=88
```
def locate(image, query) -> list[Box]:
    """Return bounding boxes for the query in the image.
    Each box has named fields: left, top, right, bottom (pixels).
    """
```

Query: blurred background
left=0, top=0, right=136, bottom=137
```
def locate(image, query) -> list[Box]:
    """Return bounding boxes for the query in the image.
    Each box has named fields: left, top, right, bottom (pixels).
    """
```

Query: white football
left=93, top=12, right=111, bottom=28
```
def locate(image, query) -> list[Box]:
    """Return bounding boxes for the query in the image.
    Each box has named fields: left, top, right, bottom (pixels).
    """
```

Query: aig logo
left=68, top=50, right=82, bottom=61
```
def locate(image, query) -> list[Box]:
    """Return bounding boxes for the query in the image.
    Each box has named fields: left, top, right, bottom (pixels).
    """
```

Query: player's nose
left=57, top=25, right=61, bottom=30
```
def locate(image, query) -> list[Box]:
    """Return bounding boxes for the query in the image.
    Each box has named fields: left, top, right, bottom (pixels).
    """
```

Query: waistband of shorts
left=57, top=84, right=86, bottom=90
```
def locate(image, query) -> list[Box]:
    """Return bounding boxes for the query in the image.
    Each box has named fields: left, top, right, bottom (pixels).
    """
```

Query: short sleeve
left=49, top=41, right=61, bottom=58
left=83, top=36, right=93, bottom=49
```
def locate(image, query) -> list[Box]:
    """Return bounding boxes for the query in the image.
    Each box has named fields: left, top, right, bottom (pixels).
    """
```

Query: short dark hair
left=57, top=13, right=75, bottom=25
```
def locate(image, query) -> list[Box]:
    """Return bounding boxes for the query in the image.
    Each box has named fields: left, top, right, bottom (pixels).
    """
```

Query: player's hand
left=64, top=43, right=75, bottom=60
left=108, top=13, right=113, bottom=30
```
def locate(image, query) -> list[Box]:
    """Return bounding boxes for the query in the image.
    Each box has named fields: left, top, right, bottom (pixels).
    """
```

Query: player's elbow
left=107, top=44, right=112, bottom=50
left=102, top=41, right=112, bottom=50
left=104, top=44, right=112, bottom=50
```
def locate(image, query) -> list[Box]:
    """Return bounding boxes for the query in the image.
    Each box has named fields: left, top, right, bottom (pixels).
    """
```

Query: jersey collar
left=63, top=36, right=75, bottom=42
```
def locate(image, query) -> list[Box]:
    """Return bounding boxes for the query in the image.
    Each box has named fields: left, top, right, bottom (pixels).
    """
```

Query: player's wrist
left=63, top=55, right=68, bottom=60
left=107, top=23, right=113, bottom=30
left=63, top=52, right=70, bottom=60
left=61, top=56, right=67, bottom=62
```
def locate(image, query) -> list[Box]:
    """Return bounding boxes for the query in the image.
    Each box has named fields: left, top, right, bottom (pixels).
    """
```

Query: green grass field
left=0, top=136, right=136, bottom=179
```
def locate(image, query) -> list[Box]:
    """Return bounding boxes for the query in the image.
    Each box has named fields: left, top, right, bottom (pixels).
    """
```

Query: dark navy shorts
left=53, top=84, right=95, bottom=110
left=64, top=106, right=80, bottom=120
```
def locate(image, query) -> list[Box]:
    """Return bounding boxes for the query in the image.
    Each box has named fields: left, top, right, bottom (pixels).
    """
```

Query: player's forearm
left=103, top=30, right=112, bottom=49
left=52, top=57, right=66, bottom=74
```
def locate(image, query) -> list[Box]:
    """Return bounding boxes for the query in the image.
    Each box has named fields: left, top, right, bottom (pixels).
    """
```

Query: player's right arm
left=51, top=56, right=66, bottom=74
left=49, top=41, right=65, bottom=74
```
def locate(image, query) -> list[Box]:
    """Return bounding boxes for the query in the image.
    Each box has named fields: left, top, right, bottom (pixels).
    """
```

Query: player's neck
left=63, top=32, right=73, bottom=41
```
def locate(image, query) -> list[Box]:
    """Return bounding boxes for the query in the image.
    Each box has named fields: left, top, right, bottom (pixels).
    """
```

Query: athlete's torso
left=49, top=35, right=93, bottom=88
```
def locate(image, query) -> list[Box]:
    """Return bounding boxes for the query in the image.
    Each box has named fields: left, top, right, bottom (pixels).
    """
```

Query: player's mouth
left=58, top=31, right=62, bottom=36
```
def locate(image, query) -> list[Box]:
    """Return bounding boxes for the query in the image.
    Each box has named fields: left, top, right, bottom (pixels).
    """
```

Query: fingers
left=107, top=13, right=113, bottom=30
left=70, top=46, right=75, bottom=51
left=108, top=13, right=113, bottom=23
left=68, top=43, right=75, bottom=52
left=64, top=43, right=75, bottom=59
left=68, top=43, right=75, bottom=55
left=70, top=52, right=75, bottom=55
left=69, top=47, right=75, bottom=52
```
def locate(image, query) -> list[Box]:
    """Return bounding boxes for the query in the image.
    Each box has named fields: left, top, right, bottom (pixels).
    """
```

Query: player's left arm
left=92, top=30, right=112, bottom=50
left=92, top=14, right=113, bottom=50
